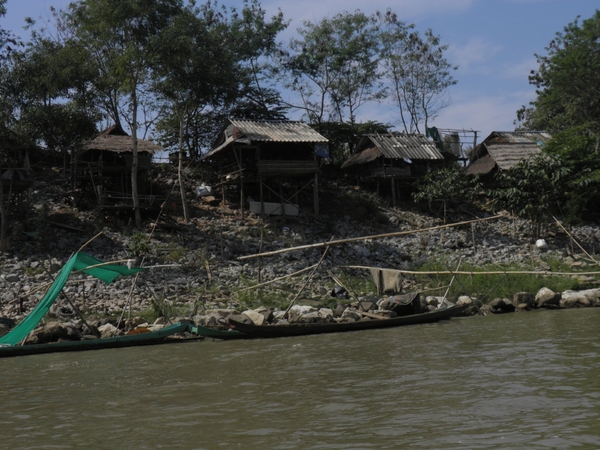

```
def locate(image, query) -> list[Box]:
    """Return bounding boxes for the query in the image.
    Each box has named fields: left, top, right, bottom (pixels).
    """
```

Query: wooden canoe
left=228, top=304, right=468, bottom=338
left=0, top=322, right=190, bottom=358
left=188, top=324, right=255, bottom=340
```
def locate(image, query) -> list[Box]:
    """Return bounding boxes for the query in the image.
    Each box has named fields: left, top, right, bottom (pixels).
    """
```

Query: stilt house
left=465, top=131, right=551, bottom=180
left=76, top=124, right=163, bottom=210
left=202, top=119, right=329, bottom=217
left=341, top=132, right=445, bottom=205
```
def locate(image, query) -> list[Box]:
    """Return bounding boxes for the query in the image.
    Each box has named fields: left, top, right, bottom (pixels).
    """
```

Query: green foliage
left=543, top=126, right=600, bottom=222
left=415, top=258, right=578, bottom=303
left=378, top=9, right=458, bottom=134
left=412, top=166, right=481, bottom=218
left=130, top=232, right=150, bottom=257
left=516, top=10, right=600, bottom=135
left=313, top=120, right=391, bottom=165
left=489, top=154, right=569, bottom=237
left=282, top=10, right=384, bottom=124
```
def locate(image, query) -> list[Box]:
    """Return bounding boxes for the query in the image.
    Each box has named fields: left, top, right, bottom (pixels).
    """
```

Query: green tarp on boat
left=0, top=252, right=145, bottom=346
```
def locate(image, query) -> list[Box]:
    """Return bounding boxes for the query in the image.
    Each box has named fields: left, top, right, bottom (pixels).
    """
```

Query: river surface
left=1, top=308, right=600, bottom=449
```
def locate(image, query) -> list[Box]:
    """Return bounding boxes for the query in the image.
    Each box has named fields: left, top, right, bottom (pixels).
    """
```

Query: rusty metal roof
left=359, top=133, right=444, bottom=160
left=203, top=119, right=328, bottom=160
left=229, top=119, right=329, bottom=143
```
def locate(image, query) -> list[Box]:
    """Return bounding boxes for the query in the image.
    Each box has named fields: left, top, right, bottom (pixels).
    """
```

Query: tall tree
left=68, top=0, right=184, bottom=228
left=516, top=10, right=600, bottom=137
left=154, top=0, right=287, bottom=158
left=282, top=11, right=383, bottom=124
left=153, top=3, right=236, bottom=222
left=378, top=9, right=457, bottom=134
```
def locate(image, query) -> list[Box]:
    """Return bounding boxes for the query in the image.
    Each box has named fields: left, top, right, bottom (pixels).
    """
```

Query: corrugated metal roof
left=203, top=119, right=328, bottom=160
left=486, top=143, right=541, bottom=171
left=359, top=133, right=444, bottom=160
left=484, top=131, right=552, bottom=146
left=230, top=119, right=329, bottom=143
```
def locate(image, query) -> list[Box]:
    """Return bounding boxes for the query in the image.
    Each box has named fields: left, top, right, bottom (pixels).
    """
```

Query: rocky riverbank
left=1, top=175, right=600, bottom=343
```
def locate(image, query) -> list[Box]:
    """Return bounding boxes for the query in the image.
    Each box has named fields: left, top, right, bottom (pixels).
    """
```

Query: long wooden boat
left=0, top=322, right=190, bottom=358
left=228, top=304, right=468, bottom=338
left=188, top=324, right=255, bottom=340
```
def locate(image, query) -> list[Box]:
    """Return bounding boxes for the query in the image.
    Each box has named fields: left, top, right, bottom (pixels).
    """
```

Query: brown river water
left=1, top=308, right=600, bottom=449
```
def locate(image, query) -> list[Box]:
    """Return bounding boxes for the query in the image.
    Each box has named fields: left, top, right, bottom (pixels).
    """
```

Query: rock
left=456, top=296, right=473, bottom=306
left=32, top=322, right=70, bottom=343
left=535, top=288, right=561, bottom=308
left=514, top=292, right=535, bottom=308
left=97, top=323, right=120, bottom=338
left=560, top=288, right=600, bottom=308
left=352, top=300, right=378, bottom=312
left=488, top=298, right=516, bottom=313
left=334, top=303, right=350, bottom=317
left=339, top=308, right=361, bottom=322
left=242, top=309, right=265, bottom=326
left=227, top=313, right=253, bottom=325
left=0, top=323, right=10, bottom=337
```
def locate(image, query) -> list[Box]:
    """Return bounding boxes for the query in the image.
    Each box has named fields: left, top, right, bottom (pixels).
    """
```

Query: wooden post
left=391, top=176, right=396, bottom=207
left=313, top=172, right=319, bottom=216
left=259, top=176, right=265, bottom=218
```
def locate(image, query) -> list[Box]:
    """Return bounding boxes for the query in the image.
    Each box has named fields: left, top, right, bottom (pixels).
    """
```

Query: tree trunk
left=179, top=116, right=190, bottom=223
left=131, top=88, right=142, bottom=229
left=0, top=182, right=8, bottom=251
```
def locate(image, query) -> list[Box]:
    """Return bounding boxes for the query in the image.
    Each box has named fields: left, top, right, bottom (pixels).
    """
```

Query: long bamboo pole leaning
left=551, top=213, right=600, bottom=270
left=237, top=214, right=504, bottom=261
left=344, top=265, right=600, bottom=276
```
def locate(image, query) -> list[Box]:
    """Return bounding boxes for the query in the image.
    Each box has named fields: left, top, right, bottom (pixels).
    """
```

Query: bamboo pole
left=344, top=265, right=600, bottom=277
left=551, top=214, right=600, bottom=269
left=238, top=214, right=504, bottom=261
left=239, top=263, right=318, bottom=292
left=282, top=245, right=331, bottom=319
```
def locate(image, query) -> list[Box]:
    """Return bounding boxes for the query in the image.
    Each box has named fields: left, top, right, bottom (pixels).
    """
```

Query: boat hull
left=189, top=324, right=255, bottom=340
left=228, top=305, right=467, bottom=338
left=0, top=322, right=190, bottom=358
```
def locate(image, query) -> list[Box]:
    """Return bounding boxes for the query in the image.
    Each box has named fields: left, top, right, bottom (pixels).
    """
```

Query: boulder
left=456, top=296, right=473, bottom=307
left=489, top=298, right=516, bottom=313
left=334, top=303, right=350, bottom=317
left=0, top=323, right=10, bottom=337
left=227, top=313, right=253, bottom=325
left=98, top=323, right=120, bottom=338
left=33, top=322, right=70, bottom=343
left=353, top=300, right=378, bottom=312
left=242, top=309, right=265, bottom=326
left=514, top=292, right=535, bottom=308
left=559, top=289, right=599, bottom=308
left=339, top=308, right=361, bottom=322
left=535, top=288, right=560, bottom=308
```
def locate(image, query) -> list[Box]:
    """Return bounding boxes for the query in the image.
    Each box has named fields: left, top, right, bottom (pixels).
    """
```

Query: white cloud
left=501, top=56, right=538, bottom=80
left=261, top=0, right=475, bottom=31
left=447, top=37, right=503, bottom=73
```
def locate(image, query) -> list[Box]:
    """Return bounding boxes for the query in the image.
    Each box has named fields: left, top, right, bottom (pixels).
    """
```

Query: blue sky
left=2, top=0, right=599, bottom=145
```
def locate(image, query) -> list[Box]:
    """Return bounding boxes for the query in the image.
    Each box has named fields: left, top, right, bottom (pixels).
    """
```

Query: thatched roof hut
left=81, top=124, right=162, bottom=156
left=466, top=131, right=551, bottom=176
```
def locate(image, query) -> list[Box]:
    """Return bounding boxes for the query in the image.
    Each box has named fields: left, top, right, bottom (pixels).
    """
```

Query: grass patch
left=413, top=258, right=587, bottom=303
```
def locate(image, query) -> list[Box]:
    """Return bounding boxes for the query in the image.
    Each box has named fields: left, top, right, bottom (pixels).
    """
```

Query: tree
left=412, top=166, right=481, bottom=223
left=154, top=0, right=287, bottom=159
left=489, top=155, right=571, bottom=238
left=282, top=11, right=384, bottom=124
left=68, top=0, right=184, bottom=228
left=378, top=9, right=457, bottom=134
left=516, top=10, right=600, bottom=137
